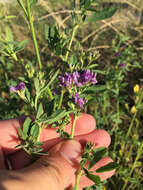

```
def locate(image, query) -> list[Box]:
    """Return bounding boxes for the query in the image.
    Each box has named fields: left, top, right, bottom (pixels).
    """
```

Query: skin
left=0, top=113, right=115, bottom=190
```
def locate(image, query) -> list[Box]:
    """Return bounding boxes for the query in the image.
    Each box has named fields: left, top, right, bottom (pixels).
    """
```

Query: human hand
left=0, top=113, right=115, bottom=190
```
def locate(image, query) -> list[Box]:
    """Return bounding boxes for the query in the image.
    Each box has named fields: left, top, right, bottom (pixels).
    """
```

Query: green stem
left=126, top=112, right=137, bottom=139
left=122, top=142, right=143, bottom=190
left=47, top=87, right=54, bottom=101
left=113, top=100, right=120, bottom=152
left=70, top=114, right=77, bottom=139
left=58, top=89, right=65, bottom=109
left=26, top=0, right=42, bottom=70
left=118, top=113, right=136, bottom=163
left=65, top=24, right=79, bottom=62
left=73, top=170, right=82, bottom=190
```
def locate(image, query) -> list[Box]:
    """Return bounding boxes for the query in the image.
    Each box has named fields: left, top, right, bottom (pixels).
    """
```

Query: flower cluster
left=10, top=82, right=25, bottom=92
left=58, top=70, right=97, bottom=87
left=58, top=70, right=97, bottom=109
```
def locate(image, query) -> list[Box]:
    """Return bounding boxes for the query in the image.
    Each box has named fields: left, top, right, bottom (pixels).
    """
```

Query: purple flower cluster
left=10, top=82, right=25, bottom=92
left=58, top=70, right=97, bottom=87
left=74, top=93, right=85, bottom=109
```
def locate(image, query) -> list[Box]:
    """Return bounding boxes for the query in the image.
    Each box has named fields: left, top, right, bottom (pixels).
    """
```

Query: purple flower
left=16, top=82, right=25, bottom=90
left=58, top=70, right=97, bottom=88
left=81, top=70, right=93, bottom=83
left=81, top=70, right=97, bottom=85
left=59, top=72, right=72, bottom=87
left=10, top=82, right=25, bottom=92
left=10, top=86, right=16, bottom=92
left=72, top=71, right=80, bottom=85
left=119, top=63, right=126, bottom=68
left=74, top=93, right=85, bottom=109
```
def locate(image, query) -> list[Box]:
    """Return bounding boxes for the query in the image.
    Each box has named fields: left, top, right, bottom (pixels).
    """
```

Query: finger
left=0, top=116, right=25, bottom=155
left=0, top=146, right=6, bottom=169
left=8, top=129, right=110, bottom=169
left=79, top=157, right=115, bottom=189
left=1, top=113, right=96, bottom=155
left=40, top=113, right=96, bottom=141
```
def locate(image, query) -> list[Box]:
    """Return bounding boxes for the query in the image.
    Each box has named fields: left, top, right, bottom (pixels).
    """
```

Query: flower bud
left=125, top=103, right=129, bottom=111
left=133, top=84, right=140, bottom=93
left=130, top=106, right=137, bottom=114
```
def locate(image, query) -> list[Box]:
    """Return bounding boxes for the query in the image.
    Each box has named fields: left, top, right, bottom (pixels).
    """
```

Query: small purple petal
left=16, top=82, right=25, bottom=90
left=91, top=73, right=97, bottom=84
left=74, top=93, right=85, bottom=109
left=59, top=75, right=65, bottom=86
left=81, top=70, right=93, bottom=83
left=72, top=71, right=80, bottom=84
left=115, top=52, right=120, bottom=57
left=59, top=72, right=72, bottom=87
left=119, top=63, right=126, bottom=68
left=10, top=86, right=16, bottom=92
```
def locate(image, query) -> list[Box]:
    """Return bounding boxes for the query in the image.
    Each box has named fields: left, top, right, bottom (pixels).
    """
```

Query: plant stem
left=118, top=113, right=136, bottom=163
left=70, top=114, right=77, bottom=139
left=65, top=24, right=79, bottom=62
left=26, top=0, right=42, bottom=70
left=73, top=169, right=82, bottom=190
left=47, top=87, right=54, bottom=101
left=113, top=99, right=120, bottom=152
left=122, top=142, right=143, bottom=190
left=58, top=89, right=65, bottom=109
left=126, top=112, right=137, bottom=139
left=119, top=89, right=143, bottom=161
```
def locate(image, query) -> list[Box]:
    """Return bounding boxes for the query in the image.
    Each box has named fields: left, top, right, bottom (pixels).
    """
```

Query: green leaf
left=42, top=110, right=74, bottom=125
left=25, top=88, right=31, bottom=102
left=96, top=162, right=118, bottom=173
left=87, top=64, right=98, bottom=69
left=23, top=117, right=32, bottom=135
left=35, top=151, right=48, bottom=155
left=17, top=0, right=28, bottom=17
left=35, top=141, right=43, bottom=146
left=69, top=55, right=77, bottom=66
left=36, top=103, right=44, bottom=119
left=84, top=168, right=101, bottom=185
left=14, top=40, right=28, bottom=52
left=83, top=85, right=106, bottom=94
left=45, top=24, right=49, bottom=40
left=30, top=123, right=40, bottom=139
left=34, top=78, right=40, bottom=92
left=5, top=26, right=13, bottom=47
left=17, top=128, right=27, bottom=140
left=55, top=43, right=62, bottom=56
left=39, top=69, right=59, bottom=95
left=30, top=0, right=38, bottom=7
left=88, top=148, right=107, bottom=169
left=87, top=5, right=117, bottom=22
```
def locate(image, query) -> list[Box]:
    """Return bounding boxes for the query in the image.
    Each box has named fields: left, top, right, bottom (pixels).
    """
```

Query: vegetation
left=0, top=0, right=143, bottom=189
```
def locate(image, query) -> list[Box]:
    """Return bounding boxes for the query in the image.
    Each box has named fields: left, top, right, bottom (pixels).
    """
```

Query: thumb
left=23, top=140, right=82, bottom=190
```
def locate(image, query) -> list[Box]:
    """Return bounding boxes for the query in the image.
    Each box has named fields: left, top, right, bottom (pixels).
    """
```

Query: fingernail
left=59, top=140, right=82, bottom=164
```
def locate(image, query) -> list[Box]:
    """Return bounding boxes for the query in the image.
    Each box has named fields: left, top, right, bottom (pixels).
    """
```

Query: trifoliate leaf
left=88, top=147, right=107, bottom=169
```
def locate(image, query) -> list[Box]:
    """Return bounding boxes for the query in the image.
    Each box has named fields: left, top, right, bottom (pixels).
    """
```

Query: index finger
left=0, top=113, right=96, bottom=155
